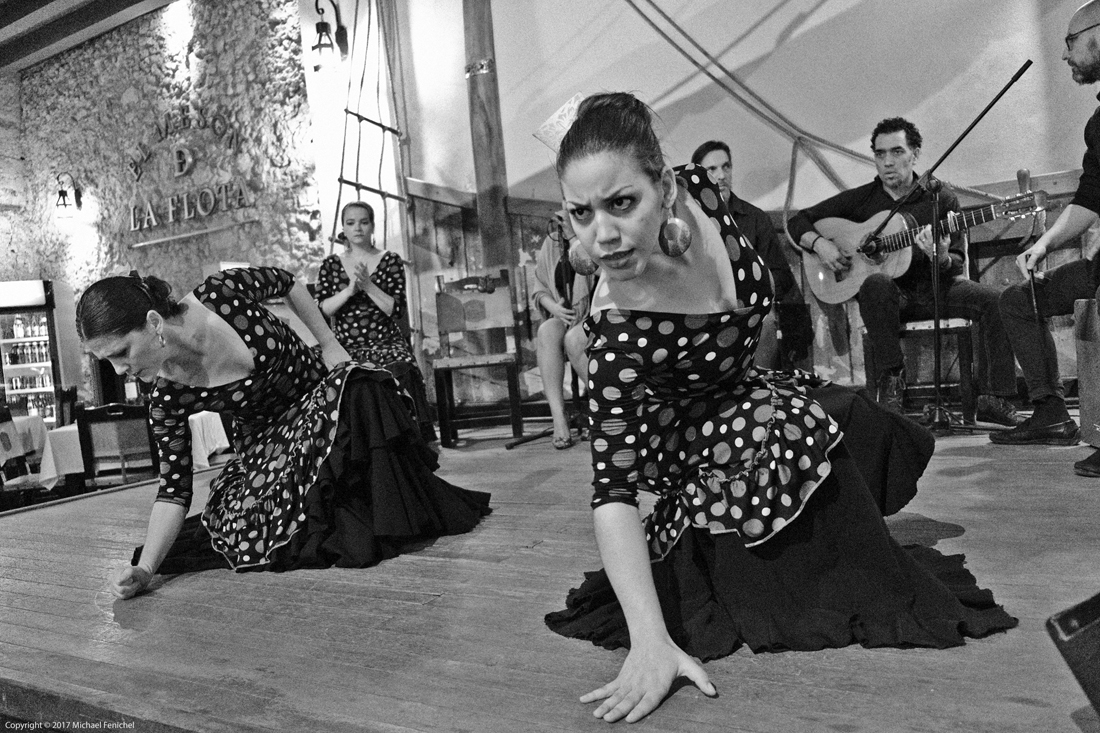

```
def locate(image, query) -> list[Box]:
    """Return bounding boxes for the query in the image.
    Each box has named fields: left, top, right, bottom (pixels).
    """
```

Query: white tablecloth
left=189, top=411, right=232, bottom=470
left=12, top=416, right=47, bottom=458
left=0, top=415, right=48, bottom=466
left=38, top=411, right=231, bottom=489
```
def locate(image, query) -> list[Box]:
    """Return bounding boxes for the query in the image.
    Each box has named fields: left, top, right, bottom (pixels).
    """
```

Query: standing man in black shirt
left=991, top=0, right=1100, bottom=477
left=692, top=140, right=809, bottom=368
left=787, top=117, right=1020, bottom=427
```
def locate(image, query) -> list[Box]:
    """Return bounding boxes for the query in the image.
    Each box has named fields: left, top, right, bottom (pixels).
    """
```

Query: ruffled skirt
left=546, top=392, right=1015, bottom=659
left=141, top=368, right=489, bottom=574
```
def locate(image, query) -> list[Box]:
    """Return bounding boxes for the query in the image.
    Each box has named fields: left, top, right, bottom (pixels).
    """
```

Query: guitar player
left=786, top=117, right=1021, bottom=427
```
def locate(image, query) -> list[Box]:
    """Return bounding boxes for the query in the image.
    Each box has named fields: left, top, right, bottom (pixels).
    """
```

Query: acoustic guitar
left=802, top=191, right=1046, bottom=304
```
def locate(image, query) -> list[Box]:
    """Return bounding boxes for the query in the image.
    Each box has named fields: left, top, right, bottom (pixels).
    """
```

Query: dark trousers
left=859, top=273, right=1017, bottom=396
left=999, top=257, right=1100, bottom=403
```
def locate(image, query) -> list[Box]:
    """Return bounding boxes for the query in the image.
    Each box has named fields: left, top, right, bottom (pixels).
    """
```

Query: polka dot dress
left=315, top=251, right=414, bottom=368
left=149, top=267, right=392, bottom=570
left=588, top=165, right=842, bottom=560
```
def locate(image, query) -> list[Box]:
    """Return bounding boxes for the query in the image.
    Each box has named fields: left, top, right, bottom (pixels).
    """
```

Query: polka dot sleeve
left=314, top=255, right=343, bottom=303
left=374, top=251, right=407, bottom=321
left=587, top=338, right=650, bottom=508
left=149, top=396, right=195, bottom=509
left=202, top=266, right=297, bottom=303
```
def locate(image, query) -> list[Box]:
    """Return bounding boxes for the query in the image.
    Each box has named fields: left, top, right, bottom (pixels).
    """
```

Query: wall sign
left=126, top=103, right=254, bottom=234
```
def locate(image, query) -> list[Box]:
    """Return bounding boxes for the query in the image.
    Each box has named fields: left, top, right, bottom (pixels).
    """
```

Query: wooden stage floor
left=1, top=422, right=1099, bottom=732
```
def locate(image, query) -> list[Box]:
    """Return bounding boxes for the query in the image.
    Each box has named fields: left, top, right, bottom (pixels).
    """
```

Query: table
left=38, top=411, right=231, bottom=489
left=0, top=415, right=47, bottom=466
left=12, top=416, right=47, bottom=458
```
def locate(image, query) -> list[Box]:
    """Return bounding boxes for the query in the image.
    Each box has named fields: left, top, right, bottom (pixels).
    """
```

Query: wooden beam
left=0, top=0, right=177, bottom=74
left=462, top=0, right=511, bottom=270
left=406, top=178, right=476, bottom=210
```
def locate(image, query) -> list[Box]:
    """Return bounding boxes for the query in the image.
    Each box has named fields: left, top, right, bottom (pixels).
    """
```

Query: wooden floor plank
left=0, top=428, right=1097, bottom=731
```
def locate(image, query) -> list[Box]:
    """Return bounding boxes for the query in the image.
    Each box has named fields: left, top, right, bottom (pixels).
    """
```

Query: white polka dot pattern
left=149, top=267, right=395, bottom=570
left=315, top=251, right=414, bottom=369
left=585, top=165, right=843, bottom=560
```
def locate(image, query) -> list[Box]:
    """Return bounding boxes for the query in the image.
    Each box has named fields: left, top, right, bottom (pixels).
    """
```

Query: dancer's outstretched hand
left=580, top=637, right=716, bottom=723
left=109, top=564, right=152, bottom=600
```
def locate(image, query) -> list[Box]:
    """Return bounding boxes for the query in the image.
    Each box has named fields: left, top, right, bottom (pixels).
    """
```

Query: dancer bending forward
left=79, top=266, right=489, bottom=599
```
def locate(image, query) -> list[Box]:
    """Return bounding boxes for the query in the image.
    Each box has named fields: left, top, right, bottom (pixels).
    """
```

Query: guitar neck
left=876, top=202, right=999, bottom=254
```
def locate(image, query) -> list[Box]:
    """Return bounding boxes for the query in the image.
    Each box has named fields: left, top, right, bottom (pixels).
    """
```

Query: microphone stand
left=859, top=60, right=1032, bottom=434
left=922, top=177, right=962, bottom=432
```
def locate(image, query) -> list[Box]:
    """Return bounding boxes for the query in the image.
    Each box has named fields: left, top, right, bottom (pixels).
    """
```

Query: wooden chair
left=74, top=402, right=157, bottom=485
left=432, top=269, right=524, bottom=447
left=862, top=233, right=977, bottom=422
left=56, top=387, right=78, bottom=426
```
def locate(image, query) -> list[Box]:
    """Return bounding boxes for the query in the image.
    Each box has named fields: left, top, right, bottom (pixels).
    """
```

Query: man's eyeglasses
left=1066, top=22, right=1100, bottom=51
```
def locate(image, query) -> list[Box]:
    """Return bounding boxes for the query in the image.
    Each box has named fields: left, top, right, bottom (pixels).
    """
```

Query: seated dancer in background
left=315, top=201, right=435, bottom=443
left=691, top=139, right=809, bottom=368
left=79, top=267, right=490, bottom=600
left=530, top=212, right=596, bottom=449
left=787, top=118, right=1021, bottom=426
left=542, top=93, right=1017, bottom=724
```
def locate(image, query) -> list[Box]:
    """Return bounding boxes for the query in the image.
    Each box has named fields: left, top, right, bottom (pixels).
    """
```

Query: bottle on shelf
left=12, top=317, right=23, bottom=339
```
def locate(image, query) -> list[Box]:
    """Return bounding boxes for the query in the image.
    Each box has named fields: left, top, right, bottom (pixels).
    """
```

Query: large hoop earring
left=658, top=203, right=691, bottom=257
left=568, top=241, right=599, bottom=276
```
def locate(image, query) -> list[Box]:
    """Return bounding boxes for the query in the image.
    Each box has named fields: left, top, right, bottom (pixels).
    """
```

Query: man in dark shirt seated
left=691, top=140, right=810, bottom=369
left=786, top=117, right=1020, bottom=426
left=991, top=0, right=1100, bottom=475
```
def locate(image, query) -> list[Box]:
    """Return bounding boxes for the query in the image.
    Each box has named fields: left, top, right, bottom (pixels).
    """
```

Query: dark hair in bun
left=555, top=92, right=665, bottom=182
left=341, top=200, right=375, bottom=225
left=76, top=271, right=185, bottom=341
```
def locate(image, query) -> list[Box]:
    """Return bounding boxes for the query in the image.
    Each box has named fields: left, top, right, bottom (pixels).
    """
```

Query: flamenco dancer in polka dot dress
left=315, top=201, right=435, bottom=442
left=79, top=267, right=489, bottom=600
left=540, top=93, right=1016, bottom=724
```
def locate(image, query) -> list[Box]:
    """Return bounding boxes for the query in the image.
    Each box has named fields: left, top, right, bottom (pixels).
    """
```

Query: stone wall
left=0, top=75, right=28, bottom=270
left=11, top=0, right=322, bottom=297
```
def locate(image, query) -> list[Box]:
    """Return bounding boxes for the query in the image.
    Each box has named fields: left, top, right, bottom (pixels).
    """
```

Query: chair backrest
left=435, top=269, right=520, bottom=355
left=56, top=387, right=78, bottom=426
left=74, top=402, right=157, bottom=475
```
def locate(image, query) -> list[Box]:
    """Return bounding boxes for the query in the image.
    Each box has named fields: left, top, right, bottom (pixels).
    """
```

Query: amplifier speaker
left=1048, top=592, right=1100, bottom=712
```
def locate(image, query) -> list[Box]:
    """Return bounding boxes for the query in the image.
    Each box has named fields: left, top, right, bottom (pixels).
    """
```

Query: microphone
left=1017, top=168, right=1031, bottom=194
left=920, top=174, right=942, bottom=193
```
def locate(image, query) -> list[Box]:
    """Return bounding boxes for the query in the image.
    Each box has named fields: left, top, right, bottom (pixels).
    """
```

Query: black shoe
left=989, top=417, right=1080, bottom=445
left=975, top=395, right=1022, bottom=427
left=876, top=368, right=905, bottom=414
left=1074, top=448, right=1100, bottom=477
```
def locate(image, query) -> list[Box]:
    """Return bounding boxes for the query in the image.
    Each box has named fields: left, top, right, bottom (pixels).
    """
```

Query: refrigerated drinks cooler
left=0, top=280, right=82, bottom=426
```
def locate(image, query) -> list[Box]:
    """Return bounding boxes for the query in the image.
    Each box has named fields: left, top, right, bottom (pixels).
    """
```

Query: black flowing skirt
left=139, top=370, right=489, bottom=575
left=545, top=389, right=1015, bottom=660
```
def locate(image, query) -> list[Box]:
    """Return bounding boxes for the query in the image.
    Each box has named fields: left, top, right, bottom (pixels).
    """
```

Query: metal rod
left=128, top=219, right=260, bottom=250
left=337, top=177, right=407, bottom=203
left=344, top=108, right=402, bottom=137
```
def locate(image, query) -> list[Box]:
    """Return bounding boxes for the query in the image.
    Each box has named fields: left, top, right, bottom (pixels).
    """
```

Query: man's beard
left=1073, top=43, right=1100, bottom=84
left=1074, top=58, right=1100, bottom=84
